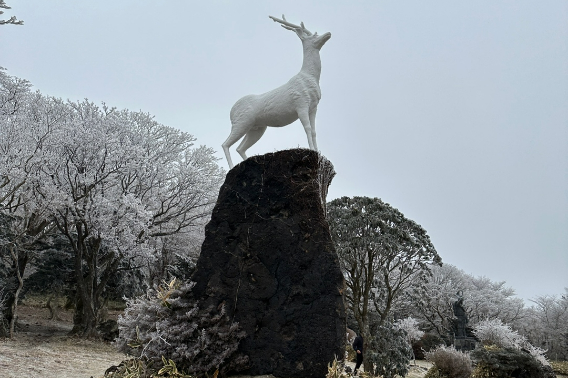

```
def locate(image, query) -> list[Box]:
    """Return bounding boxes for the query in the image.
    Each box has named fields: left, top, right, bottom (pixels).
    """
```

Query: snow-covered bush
left=470, top=345, right=555, bottom=378
left=116, top=278, right=248, bottom=377
left=473, top=318, right=549, bottom=366
left=424, top=345, right=472, bottom=378
left=395, top=316, right=425, bottom=362
left=473, top=318, right=523, bottom=348
left=395, top=317, right=425, bottom=343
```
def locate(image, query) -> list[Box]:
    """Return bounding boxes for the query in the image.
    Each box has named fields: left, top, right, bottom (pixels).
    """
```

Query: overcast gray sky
left=2, top=0, right=566, bottom=302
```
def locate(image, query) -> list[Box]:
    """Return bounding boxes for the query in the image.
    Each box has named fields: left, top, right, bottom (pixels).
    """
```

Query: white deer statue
left=222, top=15, right=331, bottom=168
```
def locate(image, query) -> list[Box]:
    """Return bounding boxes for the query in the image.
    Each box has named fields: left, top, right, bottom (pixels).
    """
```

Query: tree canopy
left=327, top=196, right=441, bottom=371
left=0, top=1, right=23, bottom=25
left=0, top=68, right=225, bottom=337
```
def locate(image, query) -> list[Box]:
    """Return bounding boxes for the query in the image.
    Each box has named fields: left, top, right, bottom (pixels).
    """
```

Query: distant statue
left=222, top=15, right=332, bottom=168
left=452, top=291, right=468, bottom=338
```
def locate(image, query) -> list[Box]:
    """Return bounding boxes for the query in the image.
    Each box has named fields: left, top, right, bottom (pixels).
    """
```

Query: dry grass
left=552, top=361, right=568, bottom=376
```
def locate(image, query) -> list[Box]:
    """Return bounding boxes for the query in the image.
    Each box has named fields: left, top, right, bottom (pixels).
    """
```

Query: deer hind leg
left=236, top=126, right=267, bottom=160
left=298, top=110, right=315, bottom=150
left=309, top=108, right=318, bottom=151
left=222, top=126, right=249, bottom=169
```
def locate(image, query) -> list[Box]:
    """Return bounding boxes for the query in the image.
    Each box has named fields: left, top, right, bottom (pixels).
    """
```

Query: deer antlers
left=269, top=14, right=312, bottom=36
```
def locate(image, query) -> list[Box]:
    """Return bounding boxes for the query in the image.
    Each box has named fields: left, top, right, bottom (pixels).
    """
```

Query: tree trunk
left=46, top=294, right=58, bottom=320
left=70, top=292, right=84, bottom=335
left=2, top=250, right=29, bottom=338
left=354, top=313, right=373, bottom=373
left=70, top=285, right=99, bottom=337
left=71, top=256, right=99, bottom=337
left=6, top=248, right=27, bottom=338
left=70, top=235, right=121, bottom=338
left=362, top=333, right=373, bottom=373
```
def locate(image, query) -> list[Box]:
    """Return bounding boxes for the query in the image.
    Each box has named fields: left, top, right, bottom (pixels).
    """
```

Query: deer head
left=269, top=15, right=331, bottom=50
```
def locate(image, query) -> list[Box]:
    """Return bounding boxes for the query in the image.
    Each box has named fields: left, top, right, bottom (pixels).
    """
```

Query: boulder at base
left=191, top=149, right=346, bottom=378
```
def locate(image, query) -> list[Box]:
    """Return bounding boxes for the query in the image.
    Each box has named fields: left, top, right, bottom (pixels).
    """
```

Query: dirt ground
left=3, top=302, right=561, bottom=378
left=0, top=303, right=431, bottom=378
left=0, top=304, right=125, bottom=378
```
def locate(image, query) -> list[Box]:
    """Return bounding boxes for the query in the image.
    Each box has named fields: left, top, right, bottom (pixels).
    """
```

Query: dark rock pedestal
left=191, top=149, right=346, bottom=378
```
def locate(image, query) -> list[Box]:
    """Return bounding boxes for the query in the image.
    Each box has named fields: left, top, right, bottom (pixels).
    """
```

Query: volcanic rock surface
left=191, top=149, right=345, bottom=378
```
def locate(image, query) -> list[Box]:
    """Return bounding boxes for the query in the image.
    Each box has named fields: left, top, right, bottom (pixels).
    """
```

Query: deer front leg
left=298, top=110, right=315, bottom=150
left=309, top=107, right=318, bottom=151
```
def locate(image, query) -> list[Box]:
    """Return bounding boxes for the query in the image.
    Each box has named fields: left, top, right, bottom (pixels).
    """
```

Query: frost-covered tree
left=519, top=291, right=568, bottom=361
left=1, top=68, right=224, bottom=338
left=395, top=316, right=425, bottom=344
left=147, top=232, right=203, bottom=286
left=466, top=275, right=524, bottom=324
left=40, top=101, right=155, bottom=336
left=39, top=101, right=223, bottom=336
left=327, top=196, right=441, bottom=371
left=474, top=318, right=525, bottom=348
left=0, top=68, right=64, bottom=336
left=412, top=264, right=524, bottom=340
left=395, top=316, right=424, bottom=362
left=123, top=115, right=224, bottom=285
left=0, top=68, right=40, bottom=216
left=0, top=1, right=23, bottom=25
left=412, top=264, right=468, bottom=338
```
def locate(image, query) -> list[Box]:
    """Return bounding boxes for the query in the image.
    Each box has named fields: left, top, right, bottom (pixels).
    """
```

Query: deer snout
left=314, top=32, right=331, bottom=49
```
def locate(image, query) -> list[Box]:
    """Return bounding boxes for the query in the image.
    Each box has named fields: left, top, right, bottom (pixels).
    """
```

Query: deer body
left=222, top=15, right=331, bottom=168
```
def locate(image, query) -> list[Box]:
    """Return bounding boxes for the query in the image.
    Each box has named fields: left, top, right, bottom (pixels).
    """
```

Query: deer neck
left=300, top=46, right=322, bottom=82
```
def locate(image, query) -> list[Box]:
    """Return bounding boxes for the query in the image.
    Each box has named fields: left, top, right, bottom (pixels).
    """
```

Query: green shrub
left=367, top=322, right=413, bottom=378
left=470, top=345, right=555, bottom=378
left=425, top=345, right=472, bottom=378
